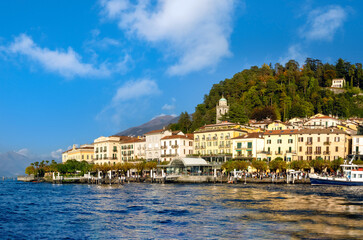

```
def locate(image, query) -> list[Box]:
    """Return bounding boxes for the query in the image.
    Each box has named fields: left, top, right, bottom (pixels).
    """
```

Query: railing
left=305, top=151, right=313, bottom=155
left=225, top=136, right=231, bottom=140
left=314, top=151, right=322, bottom=155
left=206, top=137, right=211, bottom=141
left=213, top=136, right=217, bottom=140
left=161, top=154, right=178, bottom=157
left=171, top=145, right=179, bottom=148
left=195, top=138, right=200, bottom=141
left=324, top=141, right=331, bottom=145
left=275, top=151, right=283, bottom=155
left=323, top=151, right=330, bottom=155
left=200, top=146, right=206, bottom=149
left=161, top=146, right=167, bottom=149
left=195, top=146, right=200, bottom=149
left=306, top=142, right=313, bottom=145
left=113, top=149, right=117, bottom=152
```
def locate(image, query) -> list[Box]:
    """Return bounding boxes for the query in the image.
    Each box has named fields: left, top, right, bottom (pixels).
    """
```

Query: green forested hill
left=170, top=58, right=363, bottom=133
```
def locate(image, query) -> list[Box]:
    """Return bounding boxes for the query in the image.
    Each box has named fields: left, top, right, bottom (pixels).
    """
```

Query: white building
left=160, top=133, right=194, bottom=162
left=331, top=78, right=345, bottom=88
left=145, top=129, right=172, bottom=161
left=216, top=96, right=229, bottom=124
left=304, top=115, right=341, bottom=129
left=134, top=139, right=146, bottom=160
left=232, top=132, right=265, bottom=160
left=352, top=135, right=363, bottom=155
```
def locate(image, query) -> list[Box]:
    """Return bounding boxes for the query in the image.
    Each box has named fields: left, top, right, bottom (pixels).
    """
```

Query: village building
left=263, top=129, right=299, bottom=162
left=304, top=115, right=341, bottom=129
left=232, top=132, right=265, bottom=160
left=62, top=144, right=94, bottom=163
left=93, top=135, right=131, bottom=165
left=160, top=133, right=194, bottom=162
left=331, top=78, right=345, bottom=88
left=296, top=128, right=351, bottom=161
left=145, top=129, right=172, bottom=161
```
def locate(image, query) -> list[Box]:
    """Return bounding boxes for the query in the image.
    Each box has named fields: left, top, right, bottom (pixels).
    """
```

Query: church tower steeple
left=216, top=95, right=229, bottom=123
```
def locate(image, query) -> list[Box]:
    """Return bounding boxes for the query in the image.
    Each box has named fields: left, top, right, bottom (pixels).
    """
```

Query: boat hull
left=310, top=177, right=363, bottom=186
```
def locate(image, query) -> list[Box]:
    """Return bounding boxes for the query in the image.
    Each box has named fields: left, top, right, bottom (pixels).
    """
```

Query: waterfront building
left=160, top=133, right=194, bottom=162
left=267, top=120, right=297, bottom=130
left=216, top=96, right=229, bottom=124
left=288, top=117, right=306, bottom=127
left=134, top=138, right=146, bottom=160
left=145, top=129, right=172, bottom=161
left=249, top=119, right=273, bottom=130
left=304, top=115, right=341, bottom=129
left=232, top=132, right=265, bottom=160
left=194, top=121, right=250, bottom=163
left=120, top=138, right=145, bottom=162
left=93, top=135, right=131, bottom=165
left=62, top=144, right=94, bottom=163
left=331, top=78, right=345, bottom=88
left=352, top=135, right=363, bottom=155
left=296, top=128, right=350, bottom=161
left=264, top=129, right=299, bottom=162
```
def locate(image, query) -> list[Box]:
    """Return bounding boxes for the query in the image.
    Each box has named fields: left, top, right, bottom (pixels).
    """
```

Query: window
left=298, top=137, right=303, bottom=142
left=288, top=139, right=293, bottom=143
left=267, top=140, right=271, bottom=144
left=317, top=137, right=320, bottom=142
left=336, top=146, right=338, bottom=152
left=247, top=142, right=252, bottom=148
left=237, top=143, right=242, bottom=149
left=299, top=146, right=302, bottom=152
left=277, top=139, right=282, bottom=144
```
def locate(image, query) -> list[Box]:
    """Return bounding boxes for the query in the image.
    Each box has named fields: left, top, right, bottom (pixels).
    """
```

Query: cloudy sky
left=0, top=0, right=362, bottom=159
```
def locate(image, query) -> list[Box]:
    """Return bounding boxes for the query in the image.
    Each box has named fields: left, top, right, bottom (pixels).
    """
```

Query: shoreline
left=16, top=176, right=311, bottom=184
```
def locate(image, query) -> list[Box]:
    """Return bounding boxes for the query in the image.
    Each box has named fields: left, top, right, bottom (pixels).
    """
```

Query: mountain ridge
left=115, top=115, right=179, bottom=136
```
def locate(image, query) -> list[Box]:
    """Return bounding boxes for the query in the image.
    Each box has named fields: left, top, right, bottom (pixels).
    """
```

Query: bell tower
left=216, top=95, right=229, bottom=123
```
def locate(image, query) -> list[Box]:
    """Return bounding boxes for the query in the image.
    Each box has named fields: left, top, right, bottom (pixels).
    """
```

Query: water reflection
left=0, top=181, right=362, bottom=239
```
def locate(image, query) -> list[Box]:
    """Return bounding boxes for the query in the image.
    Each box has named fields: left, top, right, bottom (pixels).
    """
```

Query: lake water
left=0, top=181, right=362, bottom=239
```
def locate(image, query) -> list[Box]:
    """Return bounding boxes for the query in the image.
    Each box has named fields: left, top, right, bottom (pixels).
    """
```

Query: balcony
left=213, top=136, right=218, bottom=140
left=225, top=136, right=231, bottom=140
left=161, top=153, right=178, bottom=157
left=226, top=144, right=231, bottom=148
left=305, top=151, right=313, bottom=155
left=206, top=137, right=211, bottom=141
left=275, top=151, right=283, bottom=155
left=305, top=142, right=313, bottom=145
left=195, top=138, right=200, bottom=141
left=113, top=149, right=117, bottom=152
left=95, top=150, right=99, bottom=153
left=323, top=141, right=331, bottom=145
left=171, top=145, right=179, bottom=149
left=323, top=151, right=330, bottom=155
left=200, top=146, right=206, bottom=149
left=219, top=145, right=225, bottom=148
left=195, top=146, right=200, bottom=149
left=161, top=146, right=167, bottom=149
left=314, top=151, right=322, bottom=155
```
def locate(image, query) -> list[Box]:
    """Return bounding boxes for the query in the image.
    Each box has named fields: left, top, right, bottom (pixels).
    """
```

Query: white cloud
left=112, top=78, right=161, bottom=102
left=279, top=44, right=306, bottom=66
left=301, top=5, right=347, bottom=41
left=162, top=97, right=176, bottom=111
left=16, top=148, right=31, bottom=157
left=5, top=34, right=111, bottom=78
left=51, top=149, right=63, bottom=159
left=100, top=0, right=235, bottom=75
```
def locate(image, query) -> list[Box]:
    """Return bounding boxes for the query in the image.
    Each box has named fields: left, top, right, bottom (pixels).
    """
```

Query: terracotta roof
left=264, top=129, right=300, bottom=135
left=120, top=137, right=140, bottom=144
left=194, top=128, right=248, bottom=134
left=233, top=132, right=264, bottom=139
left=161, top=134, right=194, bottom=140
left=145, top=129, right=165, bottom=135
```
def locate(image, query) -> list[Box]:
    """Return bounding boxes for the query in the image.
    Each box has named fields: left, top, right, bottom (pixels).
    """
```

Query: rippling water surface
left=0, top=181, right=362, bottom=239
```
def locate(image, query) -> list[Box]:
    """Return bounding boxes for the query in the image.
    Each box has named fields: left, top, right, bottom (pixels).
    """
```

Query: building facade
left=62, top=144, right=94, bottom=163
left=331, top=78, right=345, bottom=88
left=93, top=135, right=131, bottom=165
left=232, top=133, right=265, bottom=159
left=296, top=129, right=350, bottom=161
left=264, top=130, right=299, bottom=162
left=352, top=135, right=363, bottom=155
left=304, top=115, right=341, bottom=129
left=194, top=122, right=249, bottom=157
left=145, top=129, right=172, bottom=161
left=160, top=134, right=194, bottom=162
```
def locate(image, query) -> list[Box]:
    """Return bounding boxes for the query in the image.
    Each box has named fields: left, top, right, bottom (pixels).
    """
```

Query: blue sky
left=0, top=0, right=362, bottom=160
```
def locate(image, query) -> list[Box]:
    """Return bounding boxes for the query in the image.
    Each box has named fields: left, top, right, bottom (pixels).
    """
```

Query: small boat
left=310, top=157, right=363, bottom=186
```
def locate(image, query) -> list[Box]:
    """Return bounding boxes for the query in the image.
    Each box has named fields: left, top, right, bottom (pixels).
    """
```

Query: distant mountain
left=0, top=151, right=33, bottom=177
left=116, top=115, right=179, bottom=136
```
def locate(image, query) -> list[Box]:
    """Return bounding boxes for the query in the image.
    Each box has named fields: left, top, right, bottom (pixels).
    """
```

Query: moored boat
left=310, top=159, right=363, bottom=186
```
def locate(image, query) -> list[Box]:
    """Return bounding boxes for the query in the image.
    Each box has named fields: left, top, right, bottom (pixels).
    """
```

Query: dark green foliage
left=170, top=58, right=363, bottom=133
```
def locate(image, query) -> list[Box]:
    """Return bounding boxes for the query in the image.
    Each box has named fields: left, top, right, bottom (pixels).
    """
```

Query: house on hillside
left=331, top=78, right=345, bottom=88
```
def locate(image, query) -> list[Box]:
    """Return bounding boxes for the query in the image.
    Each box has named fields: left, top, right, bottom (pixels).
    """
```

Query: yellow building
left=93, top=135, right=132, bottom=165
left=62, top=144, right=94, bottom=163
left=120, top=138, right=146, bottom=162
left=296, top=128, right=351, bottom=161
left=264, top=129, right=299, bottom=162
left=194, top=122, right=253, bottom=159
